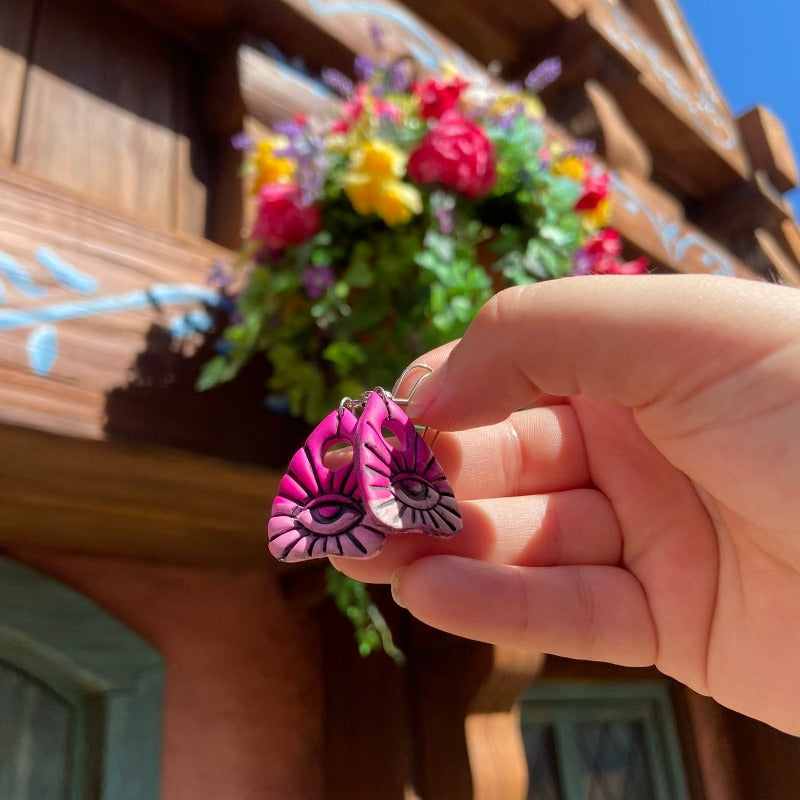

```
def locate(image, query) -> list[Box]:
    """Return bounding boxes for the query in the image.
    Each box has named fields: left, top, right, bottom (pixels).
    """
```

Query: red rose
left=413, top=77, right=468, bottom=119
left=575, top=171, right=610, bottom=211
left=407, top=111, right=497, bottom=198
left=251, top=183, right=321, bottom=251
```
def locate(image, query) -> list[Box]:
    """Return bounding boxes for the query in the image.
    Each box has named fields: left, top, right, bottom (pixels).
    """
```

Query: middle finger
left=434, top=404, right=592, bottom=500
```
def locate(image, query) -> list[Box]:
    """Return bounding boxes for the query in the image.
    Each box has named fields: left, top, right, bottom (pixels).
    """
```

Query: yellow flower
left=490, top=92, right=544, bottom=118
left=343, top=175, right=421, bottom=227
left=374, top=180, right=423, bottom=227
left=342, top=140, right=421, bottom=226
left=583, top=197, right=611, bottom=229
left=349, top=140, right=406, bottom=181
left=342, top=174, right=382, bottom=216
left=552, top=155, right=585, bottom=181
left=251, top=137, right=295, bottom=194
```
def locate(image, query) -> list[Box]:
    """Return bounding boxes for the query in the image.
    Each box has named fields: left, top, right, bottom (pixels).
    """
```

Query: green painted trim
left=0, top=557, right=164, bottom=800
left=521, top=681, right=691, bottom=800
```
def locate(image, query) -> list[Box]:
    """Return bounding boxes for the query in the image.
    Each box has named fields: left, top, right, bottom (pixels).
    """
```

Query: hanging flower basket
left=197, top=33, right=646, bottom=423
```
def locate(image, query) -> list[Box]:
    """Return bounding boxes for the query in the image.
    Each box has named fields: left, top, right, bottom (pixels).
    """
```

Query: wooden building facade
left=1, top=0, right=800, bottom=797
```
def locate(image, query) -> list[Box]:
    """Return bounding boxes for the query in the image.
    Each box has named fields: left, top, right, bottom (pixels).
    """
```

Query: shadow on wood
left=103, top=312, right=308, bottom=469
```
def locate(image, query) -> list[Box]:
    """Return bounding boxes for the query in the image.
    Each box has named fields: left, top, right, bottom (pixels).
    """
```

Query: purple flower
left=321, top=68, right=354, bottom=97
left=368, top=21, right=385, bottom=52
left=388, top=59, right=413, bottom=92
left=271, top=124, right=329, bottom=204
left=430, top=191, right=456, bottom=236
left=296, top=152, right=329, bottom=205
left=231, top=132, right=254, bottom=151
left=207, top=259, right=232, bottom=290
left=302, top=265, right=336, bottom=299
left=524, top=57, right=562, bottom=93
left=272, top=119, right=305, bottom=139
left=568, top=139, right=597, bottom=158
left=354, top=54, right=376, bottom=81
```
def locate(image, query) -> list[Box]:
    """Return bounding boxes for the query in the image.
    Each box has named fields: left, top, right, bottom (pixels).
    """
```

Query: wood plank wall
left=0, top=0, right=210, bottom=238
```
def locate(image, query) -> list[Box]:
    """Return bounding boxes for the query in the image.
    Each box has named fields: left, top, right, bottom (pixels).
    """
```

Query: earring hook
left=391, top=363, right=434, bottom=405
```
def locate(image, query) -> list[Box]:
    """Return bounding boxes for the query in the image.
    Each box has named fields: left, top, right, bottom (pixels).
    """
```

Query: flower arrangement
left=197, top=33, right=646, bottom=422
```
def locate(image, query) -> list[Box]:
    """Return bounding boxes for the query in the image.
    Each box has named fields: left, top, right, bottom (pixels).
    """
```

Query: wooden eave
left=0, top=0, right=775, bottom=565
left=0, top=165, right=299, bottom=564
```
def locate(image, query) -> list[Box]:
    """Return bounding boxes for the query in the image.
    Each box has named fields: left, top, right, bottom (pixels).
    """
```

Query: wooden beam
left=553, top=79, right=652, bottom=179
left=0, top=0, right=35, bottom=162
left=0, top=423, right=279, bottom=564
left=689, top=170, right=793, bottom=245
left=0, top=165, right=231, bottom=442
left=738, top=106, right=799, bottom=193
left=466, top=648, right=546, bottom=800
left=16, top=0, right=181, bottom=228
left=383, top=0, right=524, bottom=67
left=561, top=5, right=750, bottom=198
left=781, top=219, right=800, bottom=266
left=610, top=169, right=755, bottom=278
left=268, top=0, right=488, bottom=77
left=755, top=228, right=800, bottom=287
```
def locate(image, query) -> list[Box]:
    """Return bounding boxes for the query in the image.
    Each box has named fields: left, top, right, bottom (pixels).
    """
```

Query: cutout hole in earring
left=321, top=439, right=354, bottom=470
left=381, top=425, right=406, bottom=451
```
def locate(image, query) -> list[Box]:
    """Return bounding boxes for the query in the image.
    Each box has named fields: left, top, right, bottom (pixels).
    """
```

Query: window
left=521, top=682, right=690, bottom=800
left=0, top=557, right=163, bottom=800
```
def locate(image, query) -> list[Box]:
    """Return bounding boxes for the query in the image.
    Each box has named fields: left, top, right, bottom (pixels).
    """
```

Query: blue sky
left=679, top=0, right=800, bottom=216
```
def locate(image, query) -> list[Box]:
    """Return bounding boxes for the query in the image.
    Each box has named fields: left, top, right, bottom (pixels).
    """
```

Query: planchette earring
left=267, top=365, right=461, bottom=562
left=357, top=389, right=461, bottom=536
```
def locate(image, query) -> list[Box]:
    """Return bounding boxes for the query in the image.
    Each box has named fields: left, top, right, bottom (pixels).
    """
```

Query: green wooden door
left=0, top=662, right=73, bottom=799
left=0, top=558, right=164, bottom=800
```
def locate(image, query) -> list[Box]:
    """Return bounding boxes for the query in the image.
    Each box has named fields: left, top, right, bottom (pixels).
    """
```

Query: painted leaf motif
left=268, top=408, right=389, bottom=562
left=357, top=392, right=461, bottom=535
left=27, top=325, right=58, bottom=377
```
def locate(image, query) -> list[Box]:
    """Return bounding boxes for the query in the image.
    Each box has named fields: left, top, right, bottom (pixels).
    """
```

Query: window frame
left=521, top=681, right=691, bottom=800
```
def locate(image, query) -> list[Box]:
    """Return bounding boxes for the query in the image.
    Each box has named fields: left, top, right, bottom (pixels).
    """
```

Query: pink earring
left=268, top=366, right=461, bottom=563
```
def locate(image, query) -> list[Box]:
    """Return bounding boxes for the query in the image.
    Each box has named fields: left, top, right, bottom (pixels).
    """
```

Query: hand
left=331, top=274, right=800, bottom=734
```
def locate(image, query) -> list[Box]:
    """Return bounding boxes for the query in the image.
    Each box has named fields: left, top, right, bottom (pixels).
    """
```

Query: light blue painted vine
left=611, top=173, right=736, bottom=276
left=0, top=248, right=220, bottom=377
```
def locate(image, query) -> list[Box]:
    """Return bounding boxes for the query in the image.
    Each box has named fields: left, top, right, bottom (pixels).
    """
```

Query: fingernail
left=390, top=568, right=406, bottom=608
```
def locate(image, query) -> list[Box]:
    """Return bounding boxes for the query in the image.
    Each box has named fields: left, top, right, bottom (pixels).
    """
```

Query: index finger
left=406, top=275, right=799, bottom=431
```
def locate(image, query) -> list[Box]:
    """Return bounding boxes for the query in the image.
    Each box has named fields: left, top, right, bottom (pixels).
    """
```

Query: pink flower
left=591, top=256, right=649, bottom=275
left=575, top=171, right=610, bottom=211
left=585, top=229, right=623, bottom=259
left=330, top=84, right=402, bottom=133
left=251, top=183, right=321, bottom=251
left=413, top=77, right=468, bottom=120
left=407, top=111, right=497, bottom=198
left=573, top=230, right=648, bottom=275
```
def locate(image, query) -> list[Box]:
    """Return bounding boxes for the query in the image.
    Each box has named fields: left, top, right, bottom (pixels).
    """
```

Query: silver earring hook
left=391, top=363, right=434, bottom=405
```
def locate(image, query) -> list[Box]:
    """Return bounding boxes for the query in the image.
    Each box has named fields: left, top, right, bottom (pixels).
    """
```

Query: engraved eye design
left=296, top=495, right=365, bottom=536
left=390, top=473, right=441, bottom=511
left=268, top=409, right=388, bottom=562
left=358, top=393, right=462, bottom=536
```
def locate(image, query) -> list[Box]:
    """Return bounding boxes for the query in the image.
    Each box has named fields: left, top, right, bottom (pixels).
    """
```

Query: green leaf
left=195, top=355, right=237, bottom=391
left=322, top=341, right=368, bottom=375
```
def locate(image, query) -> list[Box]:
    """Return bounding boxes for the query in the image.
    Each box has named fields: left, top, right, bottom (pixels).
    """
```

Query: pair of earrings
left=268, top=366, right=461, bottom=562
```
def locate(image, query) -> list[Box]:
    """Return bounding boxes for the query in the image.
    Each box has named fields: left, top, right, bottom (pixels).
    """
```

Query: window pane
left=523, top=723, right=564, bottom=800
left=576, top=720, right=655, bottom=800
left=0, top=661, right=73, bottom=800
